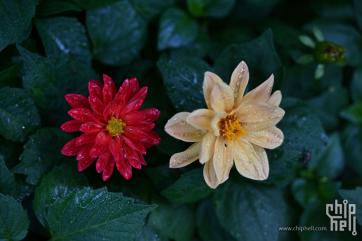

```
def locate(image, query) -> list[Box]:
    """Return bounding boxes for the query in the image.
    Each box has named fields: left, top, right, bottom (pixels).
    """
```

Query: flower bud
left=313, top=41, right=346, bottom=64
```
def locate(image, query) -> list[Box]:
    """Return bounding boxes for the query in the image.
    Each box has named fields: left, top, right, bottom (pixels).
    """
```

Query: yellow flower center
left=106, top=117, right=126, bottom=137
left=219, top=114, right=247, bottom=143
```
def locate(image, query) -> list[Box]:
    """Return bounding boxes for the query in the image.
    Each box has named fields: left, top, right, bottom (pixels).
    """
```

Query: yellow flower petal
left=213, top=137, right=233, bottom=183
left=165, top=112, right=205, bottom=142
left=169, top=142, right=201, bottom=168
left=229, top=61, right=249, bottom=109
left=203, top=157, right=219, bottom=189
left=210, top=82, right=234, bottom=113
left=243, top=126, right=284, bottom=149
left=241, top=74, right=274, bottom=105
left=203, top=72, right=223, bottom=110
left=266, top=90, right=282, bottom=107
left=186, top=109, right=216, bottom=131
left=235, top=101, right=285, bottom=132
left=199, top=131, right=217, bottom=164
left=252, top=144, right=269, bottom=176
left=210, top=111, right=227, bottom=136
left=233, top=139, right=268, bottom=180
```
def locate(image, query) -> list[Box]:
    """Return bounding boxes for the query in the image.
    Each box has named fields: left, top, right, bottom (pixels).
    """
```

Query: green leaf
left=339, top=187, right=362, bottom=227
left=12, top=128, right=73, bottom=185
left=311, top=0, right=354, bottom=21
left=318, top=180, right=341, bottom=203
left=0, top=61, right=22, bottom=88
left=299, top=197, right=357, bottom=241
left=148, top=195, right=195, bottom=241
left=313, top=27, right=324, bottom=42
left=196, top=199, right=236, bottom=241
left=0, top=138, right=22, bottom=168
left=144, top=163, right=182, bottom=191
left=48, top=187, right=156, bottom=241
left=315, top=64, right=324, bottom=79
left=72, top=0, right=122, bottom=9
left=265, top=98, right=327, bottom=187
left=170, top=32, right=212, bottom=59
left=341, top=124, right=362, bottom=177
left=161, top=167, right=213, bottom=203
left=87, top=0, right=147, bottom=66
left=308, top=133, right=344, bottom=179
left=244, top=0, right=282, bottom=8
left=135, top=225, right=169, bottom=241
left=0, top=87, right=41, bottom=142
left=303, top=19, right=362, bottom=66
left=214, top=29, right=284, bottom=89
left=36, top=0, right=81, bottom=16
left=34, top=17, right=91, bottom=65
left=299, top=35, right=316, bottom=48
left=157, top=8, right=198, bottom=51
left=340, top=102, right=362, bottom=125
left=350, top=68, right=362, bottom=102
left=354, top=0, right=362, bottom=31
left=0, top=0, right=38, bottom=51
left=0, top=194, right=29, bottom=241
left=157, top=57, right=212, bottom=112
left=0, top=154, right=33, bottom=201
left=308, top=88, right=349, bottom=131
left=187, top=0, right=235, bottom=18
left=33, top=162, right=88, bottom=230
left=131, top=0, right=175, bottom=20
left=213, top=174, right=289, bottom=241
left=291, top=178, right=318, bottom=208
left=18, top=46, right=96, bottom=126
left=281, top=63, right=343, bottom=100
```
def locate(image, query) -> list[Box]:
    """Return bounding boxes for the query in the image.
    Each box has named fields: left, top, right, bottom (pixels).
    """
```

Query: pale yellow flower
left=165, top=61, right=285, bottom=188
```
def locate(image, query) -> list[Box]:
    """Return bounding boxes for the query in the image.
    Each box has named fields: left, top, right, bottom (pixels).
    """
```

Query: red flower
left=61, top=74, right=161, bottom=181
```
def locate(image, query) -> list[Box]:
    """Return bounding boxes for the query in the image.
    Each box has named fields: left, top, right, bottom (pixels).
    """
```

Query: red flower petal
left=76, top=133, right=97, bottom=146
left=65, top=94, right=91, bottom=109
left=103, top=101, right=118, bottom=120
left=88, top=96, right=104, bottom=117
left=96, top=149, right=111, bottom=173
left=122, top=135, right=146, bottom=155
left=124, top=126, right=160, bottom=145
left=61, top=138, right=84, bottom=156
left=116, top=158, right=132, bottom=180
left=128, top=77, right=139, bottom=99
left=123, top=143, right=142, bottom=169
left=103, top=74, right=116, bottom=106
left=135, top=151, right=147, bottom=165
left=103, top=155, right=115, bottom=181
left=88, top=80, right=103, bottom=100
left=76, top=143, right=93, bottom=162
left=80, top=122, right=103, bottom=134
left=78, top=156, right=96, bottom=171
left=60, top=120, right=83, bottom=132
left=140, top=141, right=153, bottom=149
left=90, top=132, right=111, bottom=158
left=119, top=79, right=130, bottom=103
left=123, top=87, right=148, bottom=114
left=133, top=121, right=155, bottom=132
left=123, top=108, right=160, bottom=124
left=146, top=130, right=161, bottom=144
left=68, top=108, right=96, bottom=122
left=109, top=136, right=124, bottom=164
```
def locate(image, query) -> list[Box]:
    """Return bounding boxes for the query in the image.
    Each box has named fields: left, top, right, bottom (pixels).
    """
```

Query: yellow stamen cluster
left=219, top=114, right=247, bottom=144
left=106, top=117, right=126, bottom=137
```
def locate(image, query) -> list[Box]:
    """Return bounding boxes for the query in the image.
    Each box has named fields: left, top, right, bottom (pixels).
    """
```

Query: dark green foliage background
left=0, top=0, right=362, bottom=240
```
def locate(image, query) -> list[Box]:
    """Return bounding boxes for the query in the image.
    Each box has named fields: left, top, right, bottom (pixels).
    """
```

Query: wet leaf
left=87, top=0, right=147, bottom=66
left=0, top=0, right=38, bottom=51
left=33, top=162, right=88, bottom=230
left=12, top=128, right=73, bottom=185
left=0, top=87, right=41, bottom=142
left=158, top=8, right=198, bottom=51
left=0, top=194, right=30, bottom=241
left=157, top=57, right=212, bottom=112
left=48, top=187, right=156, bottom=241
left=161, top=167, right=213, bottom=203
